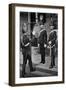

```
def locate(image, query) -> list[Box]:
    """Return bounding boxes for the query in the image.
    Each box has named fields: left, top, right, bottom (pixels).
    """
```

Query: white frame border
left=15, top=6, right=63, bottom=84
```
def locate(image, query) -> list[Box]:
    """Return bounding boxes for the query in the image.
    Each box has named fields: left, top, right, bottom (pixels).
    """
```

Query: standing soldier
left=48, top=25, right=57, bottom=68
left=38, top=14, right=47, bottom=64
left=21, top=23, right=35, bottom=77
left=38, top=25, right=47, bottom=64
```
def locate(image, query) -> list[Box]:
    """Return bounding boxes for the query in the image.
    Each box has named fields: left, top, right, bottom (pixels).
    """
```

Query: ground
left=20, top=47, right=58, bottom=78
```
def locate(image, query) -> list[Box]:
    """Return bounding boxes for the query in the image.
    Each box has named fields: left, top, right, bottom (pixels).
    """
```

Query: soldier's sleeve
left=52, top=31, right=57, bottom=42
left=21, top=35, right=25, bottom=48
left=45, top=30, right=47, bottom=44
left=54, top=31, right=57, bottom=40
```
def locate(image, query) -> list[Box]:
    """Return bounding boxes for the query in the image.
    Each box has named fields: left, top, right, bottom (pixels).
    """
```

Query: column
left=35, top=13, right=38, bottom=23
left=28, top=12, right=31, bottom=37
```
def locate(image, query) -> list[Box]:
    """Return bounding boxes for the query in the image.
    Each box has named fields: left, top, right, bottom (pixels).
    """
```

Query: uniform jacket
left=38, top=29, right=47, bottom=46
left=48, top=30, right=57, bottom=47
left=21, top=33, right=31, bottom=55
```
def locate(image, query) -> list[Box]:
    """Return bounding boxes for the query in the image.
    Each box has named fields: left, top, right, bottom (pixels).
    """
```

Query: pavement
left=20, top=47, right=58, bottom=78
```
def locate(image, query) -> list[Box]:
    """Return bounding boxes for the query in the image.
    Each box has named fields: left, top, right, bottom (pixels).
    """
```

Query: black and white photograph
left=20, top=12, right=58, bottom=78
left=9, top=4, right=64, bottom=86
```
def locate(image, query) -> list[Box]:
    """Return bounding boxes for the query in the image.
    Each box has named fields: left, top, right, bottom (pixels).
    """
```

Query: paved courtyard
left=20, top=47, right=58, bottom=78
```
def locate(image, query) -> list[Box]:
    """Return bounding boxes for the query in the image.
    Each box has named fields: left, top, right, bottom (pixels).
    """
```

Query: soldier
left=48, top=25, right=57, bottom=68
left=21, top=23, right=35, bottom=77
left=38, top=15, right=47, bottom=64
left=38, top=25, right=47, bottom=64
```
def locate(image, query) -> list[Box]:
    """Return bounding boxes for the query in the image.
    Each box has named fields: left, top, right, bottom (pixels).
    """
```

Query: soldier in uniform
left=21, top=23, right=35, bottom=77
left=48, top=25, right=57, bottom=68
left=38, top=15, right=47, bottom=64
left=38, top=25, right=47, bottom=64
